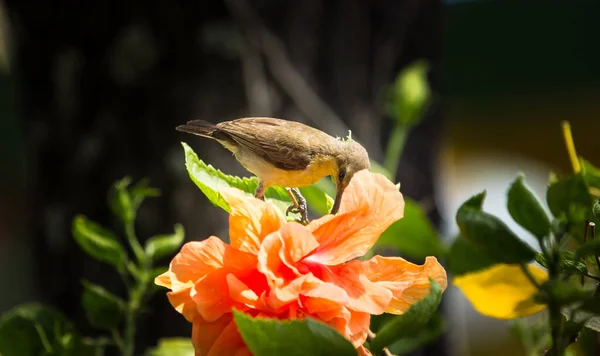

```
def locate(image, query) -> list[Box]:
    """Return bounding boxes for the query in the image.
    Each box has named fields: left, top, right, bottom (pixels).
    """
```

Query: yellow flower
left=453, top=264, right=548, bottom=319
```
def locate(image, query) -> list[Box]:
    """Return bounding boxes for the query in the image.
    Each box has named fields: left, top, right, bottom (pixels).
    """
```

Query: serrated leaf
left=535, top=252, right=587, bottom=275
left=145, top=224, right=185, bottom=261
left=370, top=279, right=442, bottom=353
left=233, top=310, right=356, bottom=356
left=507, top=174, right=551, bottom=241
left=374, top=199, right=446, bottom=259
left=386, top=314, right=444, bottom=355
left=456, top=192, right=536, bottom=264
left=145, top=338, right=194, bottom=356
left=0, top=303, right=94, bottom=356
left=82, top=281, right=126, bottom=330
left=447, top=235, right=497, bottom=276
left=72, top=215, right=127, bottom=269
left=182, top=142, right=294, bottom=215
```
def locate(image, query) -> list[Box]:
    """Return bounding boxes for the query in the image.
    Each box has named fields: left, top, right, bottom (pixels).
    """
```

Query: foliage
left=449, top=121, right=600, bottom=356
left=0, top=178, right=185, bottom=356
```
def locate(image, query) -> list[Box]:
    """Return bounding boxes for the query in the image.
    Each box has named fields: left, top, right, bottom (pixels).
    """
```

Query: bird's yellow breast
left=234, top=150, right=336, bottom=188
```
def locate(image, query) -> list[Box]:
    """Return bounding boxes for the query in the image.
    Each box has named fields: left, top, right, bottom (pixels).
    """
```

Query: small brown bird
left=176, top=117, right=371, bottom=222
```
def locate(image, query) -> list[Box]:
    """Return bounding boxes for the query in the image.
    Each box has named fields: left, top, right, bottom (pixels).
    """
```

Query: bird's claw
left=286, top=204, right=308, bottom=225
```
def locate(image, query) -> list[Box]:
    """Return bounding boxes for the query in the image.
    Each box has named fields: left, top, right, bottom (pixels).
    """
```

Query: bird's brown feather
left=216, top=118, right=337, bottom=171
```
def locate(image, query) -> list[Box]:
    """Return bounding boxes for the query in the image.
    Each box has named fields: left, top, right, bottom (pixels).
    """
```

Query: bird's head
left=331, top=140, right=371, bottom=214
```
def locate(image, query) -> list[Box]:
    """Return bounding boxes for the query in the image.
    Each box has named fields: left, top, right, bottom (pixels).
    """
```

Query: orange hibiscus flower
left=156, top=170, right=447, bottom=356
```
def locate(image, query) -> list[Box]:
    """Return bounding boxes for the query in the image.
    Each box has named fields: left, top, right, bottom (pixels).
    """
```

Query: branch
left=224, top=0, right=350, bottom=138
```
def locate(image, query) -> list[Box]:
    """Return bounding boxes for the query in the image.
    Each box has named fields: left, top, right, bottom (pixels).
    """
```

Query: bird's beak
left=331, top=182, right=345, bottom=214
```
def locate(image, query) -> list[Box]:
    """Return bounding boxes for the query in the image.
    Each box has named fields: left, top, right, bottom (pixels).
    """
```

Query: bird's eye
left=338, top=169, right=346, bottom=181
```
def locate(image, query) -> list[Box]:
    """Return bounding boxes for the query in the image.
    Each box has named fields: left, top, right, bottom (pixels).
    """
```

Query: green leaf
left=593, top=199, right=600, bottom=220
left=233, top=310, right=356, bottom=356
left=108, top=177, right=161, bottom=225
left=386, top=314, right=444, bottom=355
left=299, top=183, right=335, bottom=216
left=580, top=158, right=600, bottom=190
left=447, top=235, right=497, bottom=276
left=82, top=281, right=126, bottom=330
left=507, top=174, right=551, bottom=241
left=145, top=338, right=194, bottom=356
left=535, top=252, right=587, bottom=276
left=72, top=215, right=127, bottom=269
left=374, top=199, right=446, bottom=259
left=129, top=178, right=161, bottom=209
left=145, top=224, right=185, bottom=261
left=182, top=142, right=294, bottom=215
left=546, top=173, right=595, bottom=241
left=0, top=303, right=94, bottom=356
left=574, top=239, right=600, bottom=261
left=370, top=279, right=442, bottom=353
left=108, top=176, right=134, bottom=224
left=456, top=191, right=536, bottom=264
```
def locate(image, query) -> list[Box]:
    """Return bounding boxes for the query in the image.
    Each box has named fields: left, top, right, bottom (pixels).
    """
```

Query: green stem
left=125, top=221, right=145, bottom=265
left=519, top=264, right=542, bottom=289
left=548, top=300, right=564, bottom=356
left=383, top=124, right=409, bottom=177
left=546, top=241, right=564, bottom=356
left=123, top=309, right=136, bottom=356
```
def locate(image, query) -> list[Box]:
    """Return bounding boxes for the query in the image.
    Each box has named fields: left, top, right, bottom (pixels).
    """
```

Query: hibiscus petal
left=192, top=270, right=239, bottom=322
left=278, top=222, right=319, bottom=266
left=221, top=187, right=284, bottom=255
left=326, top=308, right=370, bottom=348
left=227, top=274, right=266, bottom=311
left=306, top=170, right=404, bottom=265
left=321, top=261, right=392, bottom=315
left=166, top=287, right=199, bottom=322
left=191, top=314, right=250, bottom=356
left=360, top=256, right=447, bottom=314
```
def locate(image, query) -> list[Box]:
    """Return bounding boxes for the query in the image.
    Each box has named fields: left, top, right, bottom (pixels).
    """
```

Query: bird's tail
left=176, top=120, right=220, bottom=139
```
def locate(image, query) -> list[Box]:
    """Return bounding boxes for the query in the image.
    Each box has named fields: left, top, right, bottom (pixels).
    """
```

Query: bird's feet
left=285, top=188, right=308, bottom=225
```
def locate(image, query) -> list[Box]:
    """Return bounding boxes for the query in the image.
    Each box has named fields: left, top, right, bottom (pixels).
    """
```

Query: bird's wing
left=217, top=118, right=328, bottom=171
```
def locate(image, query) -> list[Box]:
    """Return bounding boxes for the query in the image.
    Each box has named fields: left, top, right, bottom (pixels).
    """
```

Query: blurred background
left=1, top=0, right=599, bottom=355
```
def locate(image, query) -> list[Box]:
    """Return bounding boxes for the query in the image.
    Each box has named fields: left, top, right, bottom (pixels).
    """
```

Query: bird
left=176, top=117, right=371, bottom=223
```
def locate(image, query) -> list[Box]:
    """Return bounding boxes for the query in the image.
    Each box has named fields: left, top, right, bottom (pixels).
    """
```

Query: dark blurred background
left=1, top=0, right=600, bottom=355
left=0, top=0, right=442, bottom=355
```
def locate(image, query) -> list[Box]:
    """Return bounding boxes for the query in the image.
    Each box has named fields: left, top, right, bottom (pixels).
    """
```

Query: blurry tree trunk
left=7, top=0, right=443, bottom=354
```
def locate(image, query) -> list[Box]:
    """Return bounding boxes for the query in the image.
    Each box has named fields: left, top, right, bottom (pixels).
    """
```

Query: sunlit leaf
left=183, top=142, right=294, bottom=215
left=72, top=215, right=127, bottom=269
left=145, top=338, right=194, bottom=356
left=145, top=224, right=185, bottom=261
